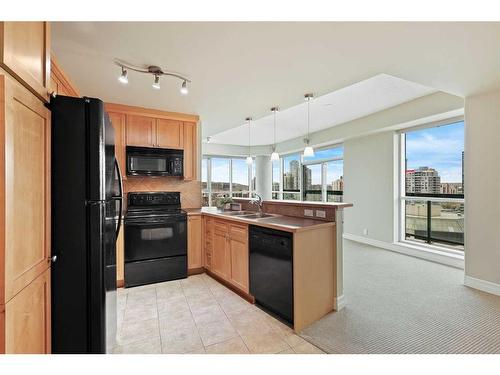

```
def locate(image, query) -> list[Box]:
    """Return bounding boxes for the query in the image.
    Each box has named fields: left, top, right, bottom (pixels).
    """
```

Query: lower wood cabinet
left=228, top=224, right=249, bottom=293
left=2, top=267, right=51, bottom=354
left=203, top=216, right=213, bottom=270
left=212, top=221, right=231, bottom=280
left=209, top=218, right=249, bottom=293
left=187, top=215, right=203, bottom=270
left=116, top=225, right=124, bottom=286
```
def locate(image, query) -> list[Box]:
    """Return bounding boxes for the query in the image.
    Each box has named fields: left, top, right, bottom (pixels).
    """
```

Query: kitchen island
left=185, top=200, right=352, bottom=332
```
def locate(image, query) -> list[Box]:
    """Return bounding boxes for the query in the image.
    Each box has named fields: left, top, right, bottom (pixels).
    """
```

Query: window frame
left=398, top=117, right=465, bottom=254
left=272, top=144, right=344, bottom=202
left=202, top=155, right=255, bottom=206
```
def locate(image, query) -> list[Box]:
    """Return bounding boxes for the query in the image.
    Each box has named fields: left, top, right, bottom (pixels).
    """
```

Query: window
left=272, top=145, right=343, bottom=202
left=272, top=159, right=281, bottom=200
left=282, top=153, right=301, bottom=200
left=201, top=156, right=255, bottom=206
left=400, top=120, right=464, bottom=251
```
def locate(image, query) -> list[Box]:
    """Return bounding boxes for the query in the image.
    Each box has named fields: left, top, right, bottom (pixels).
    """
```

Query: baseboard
left=464, top=275, right=500, bottom=297
left=188, top=267, right=205, bottom=276
left=343, top=233, right=464, bottom=269
left=334, top=294, right=345, bottom=311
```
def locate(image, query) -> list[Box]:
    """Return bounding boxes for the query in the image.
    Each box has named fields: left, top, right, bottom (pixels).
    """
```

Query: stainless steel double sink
left=219, top=211, right=276, bottom=219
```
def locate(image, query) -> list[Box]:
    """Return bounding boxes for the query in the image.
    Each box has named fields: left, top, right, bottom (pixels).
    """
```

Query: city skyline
left=405, top=121, right=464, bottom=183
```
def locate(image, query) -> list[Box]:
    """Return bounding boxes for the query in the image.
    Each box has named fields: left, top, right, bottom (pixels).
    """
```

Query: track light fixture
left=115, top=59, right=191, bottom=95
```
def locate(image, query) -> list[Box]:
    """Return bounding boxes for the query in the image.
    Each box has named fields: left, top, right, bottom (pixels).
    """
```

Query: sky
left=405, top=121, right=464, bottom=183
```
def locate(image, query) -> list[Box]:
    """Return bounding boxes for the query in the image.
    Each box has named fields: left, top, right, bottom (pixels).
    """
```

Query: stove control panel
left=128, top=192, right=181, bottom=207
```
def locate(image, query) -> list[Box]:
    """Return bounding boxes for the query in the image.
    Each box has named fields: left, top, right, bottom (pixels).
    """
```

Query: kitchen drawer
left=229, top=224, right=248, bottom=243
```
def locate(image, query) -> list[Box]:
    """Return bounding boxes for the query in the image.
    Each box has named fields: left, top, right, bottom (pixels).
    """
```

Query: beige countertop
left=184, top=207, right=336, bottom=233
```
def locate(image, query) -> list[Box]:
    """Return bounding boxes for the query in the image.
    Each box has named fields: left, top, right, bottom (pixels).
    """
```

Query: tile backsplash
left=123, top=177, right=201, bottom=209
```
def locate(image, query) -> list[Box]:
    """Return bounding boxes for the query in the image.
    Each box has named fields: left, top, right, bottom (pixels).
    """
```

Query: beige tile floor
left=114, top=273, right=325, bottom=354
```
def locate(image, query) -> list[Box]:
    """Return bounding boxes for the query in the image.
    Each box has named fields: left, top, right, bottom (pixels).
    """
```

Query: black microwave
left=126, top=146, right=183, bottom=177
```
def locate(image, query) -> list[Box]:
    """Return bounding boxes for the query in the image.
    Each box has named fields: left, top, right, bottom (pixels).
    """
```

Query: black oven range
left=124, top=191, right=187, bottom=287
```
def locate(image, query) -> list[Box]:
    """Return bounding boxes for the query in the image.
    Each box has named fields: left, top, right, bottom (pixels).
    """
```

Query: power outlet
left=363, top=228, right=368, bottom=235
left=315, top=210, right=326, bottom=218
left=304, top=209, right=314, bottom=217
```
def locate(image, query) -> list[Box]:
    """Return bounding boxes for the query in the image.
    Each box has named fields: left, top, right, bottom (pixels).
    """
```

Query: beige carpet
left=300, top=240, right=500, bottom=354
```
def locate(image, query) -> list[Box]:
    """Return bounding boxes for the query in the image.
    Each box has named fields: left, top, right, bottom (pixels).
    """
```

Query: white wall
left=343, top=132, right=397, bottom=243
left=464, top=88, right=500, bottom=288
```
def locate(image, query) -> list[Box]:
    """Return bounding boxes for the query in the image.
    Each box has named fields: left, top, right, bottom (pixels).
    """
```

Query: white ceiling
left=210, top=74, right=435, bottom=146
left=52, top=22, right=500, bottom=143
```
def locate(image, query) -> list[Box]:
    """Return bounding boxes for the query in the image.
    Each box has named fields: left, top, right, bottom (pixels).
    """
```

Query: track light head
left=152, top=75, right=160, bottom=89
left=118, top=67, right=128, bottom=84
left=180, top=80, right=189, bottom=95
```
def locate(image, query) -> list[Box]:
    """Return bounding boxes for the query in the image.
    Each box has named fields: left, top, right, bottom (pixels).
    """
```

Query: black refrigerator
left=50, top=95, right=123, bottom=354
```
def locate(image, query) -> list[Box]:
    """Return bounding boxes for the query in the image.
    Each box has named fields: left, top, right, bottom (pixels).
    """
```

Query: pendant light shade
left=303, top=93, right=314, bottom=157
left=246, top=117, right=253, bottom=165
left=303, top=145, right=315, bottom=157
left=270, top=107, right=280, bottom=161
left=271, top=149, right=280, bottom=161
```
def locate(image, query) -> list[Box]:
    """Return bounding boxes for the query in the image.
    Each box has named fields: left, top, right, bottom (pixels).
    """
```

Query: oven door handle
left=125, top=218, right=186, bottom=225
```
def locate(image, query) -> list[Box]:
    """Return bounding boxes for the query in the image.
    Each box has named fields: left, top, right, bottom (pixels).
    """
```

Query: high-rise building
left=332, top=176, right=344, bottom=191
left=406, top=167, right=441, bottom=194
left=283, top=159, right=300, bottom=190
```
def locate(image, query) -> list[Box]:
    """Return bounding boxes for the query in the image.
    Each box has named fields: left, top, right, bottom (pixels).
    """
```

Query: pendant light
left=270, top=107, right=280, bottom=161
left=246, top=117, right=253, bottom=165
left=303, top=93, right=315, bottom=157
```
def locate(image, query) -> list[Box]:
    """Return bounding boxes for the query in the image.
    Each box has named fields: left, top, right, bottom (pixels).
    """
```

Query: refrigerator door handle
left=115, top=158, right=124, bottom=239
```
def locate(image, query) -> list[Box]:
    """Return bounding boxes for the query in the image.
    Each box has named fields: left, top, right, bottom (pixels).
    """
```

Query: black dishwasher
left=249, top=225, right=293, bottom=324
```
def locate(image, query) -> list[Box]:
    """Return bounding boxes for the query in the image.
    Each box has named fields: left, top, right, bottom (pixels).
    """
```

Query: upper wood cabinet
left=0, top=22, right=51, bottom=102
left=50, top=54, right=79, bottom=97
left=183, top=122, right=197, bottom=181
left=126, top=114, right=156, bottom=147
left=107, top=111, right=126, bottom=179
left=156, top=119, right=183, bottom=149
left=187, top=215, right=202, bottom=270
left=105, top=102, right=199, bottom=180
left=3, top=267, right=51, bottom=354
left=0, top=74, right=51, bottom=304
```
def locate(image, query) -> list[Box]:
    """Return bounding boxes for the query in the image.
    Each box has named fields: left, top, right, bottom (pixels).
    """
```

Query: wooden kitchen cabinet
left=107, top=110, right=127, bottom=179
left=212, top=220, right=232, bottom=280
left=203, top=216, right=214, bottom=270
left=156, top=118, right=183, bottom=149
left=228, top=224, right=249, bottom=293
left=0, top=22, right=51, bottom=102
left=50, top=54, right=79, bottom=98
left=0, top=74, right=51, bottom=304
left=3, top=267, right=51, bottom=354
left=187, top=215, right=203, bottom=271
left=183, top=122, right=197, bottom=180
left=126, top=114, right=156, bottom=147
left=116, top=225, right=124, bottom=287
left=209, top=219, right=249, bottom=293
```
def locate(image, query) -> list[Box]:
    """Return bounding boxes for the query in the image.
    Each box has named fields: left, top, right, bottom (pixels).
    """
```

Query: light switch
left=304, top=209, right=314, bottom=217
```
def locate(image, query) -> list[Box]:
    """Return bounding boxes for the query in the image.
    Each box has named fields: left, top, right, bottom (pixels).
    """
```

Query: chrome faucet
left=250, top=193, right=264, bottom=216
